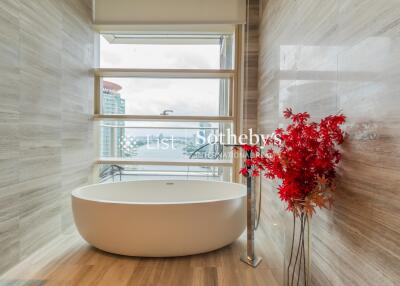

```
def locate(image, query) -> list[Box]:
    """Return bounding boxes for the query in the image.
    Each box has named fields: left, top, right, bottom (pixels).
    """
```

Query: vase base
left=240, top=253, right=262, bottom=267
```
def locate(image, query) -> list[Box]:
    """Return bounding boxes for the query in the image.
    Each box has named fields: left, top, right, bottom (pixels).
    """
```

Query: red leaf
left=239, top=168, right=248, bottom=176
left=283, top=108, right=293, bottom=119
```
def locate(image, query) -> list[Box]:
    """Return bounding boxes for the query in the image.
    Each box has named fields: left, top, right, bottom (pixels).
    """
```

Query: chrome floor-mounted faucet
left=239, top=149, right=262, bottom=267
left=189, top=143, right=262, bottom=267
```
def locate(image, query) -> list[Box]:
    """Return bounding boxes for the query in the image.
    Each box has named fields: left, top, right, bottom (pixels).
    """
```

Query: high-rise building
left=101, top=81, right=125, bottom=157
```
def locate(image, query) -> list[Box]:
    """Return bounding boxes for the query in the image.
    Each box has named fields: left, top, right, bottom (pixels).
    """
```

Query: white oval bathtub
left=72, top=180, right=246, bottom=257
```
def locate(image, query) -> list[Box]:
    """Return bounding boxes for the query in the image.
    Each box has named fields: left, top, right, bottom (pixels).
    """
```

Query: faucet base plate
left=240, top=253, right=262, bottom=268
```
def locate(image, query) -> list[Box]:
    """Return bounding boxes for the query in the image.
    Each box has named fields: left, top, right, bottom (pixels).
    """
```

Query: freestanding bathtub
left=72, top=180, right=246, bottom=257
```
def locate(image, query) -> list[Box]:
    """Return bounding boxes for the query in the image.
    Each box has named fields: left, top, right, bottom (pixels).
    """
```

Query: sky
left=100, top=35, right=223, bottom=117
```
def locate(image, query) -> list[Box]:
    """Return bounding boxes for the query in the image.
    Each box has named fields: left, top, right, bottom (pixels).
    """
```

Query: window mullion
left=94, top=114, right=234, bottom=123
left=94, top=68, right=236, bottom=79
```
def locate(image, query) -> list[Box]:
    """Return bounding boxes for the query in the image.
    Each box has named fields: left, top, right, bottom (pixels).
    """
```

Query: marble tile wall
left=0, top=0, right=94, bottom=274
left=242, top=0, right=260, bottom=135
left=257, top=0, right=400, bottom=285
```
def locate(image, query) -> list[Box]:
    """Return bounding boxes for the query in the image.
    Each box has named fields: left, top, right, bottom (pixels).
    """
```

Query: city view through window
left=98, top=33, right=235, bottom=181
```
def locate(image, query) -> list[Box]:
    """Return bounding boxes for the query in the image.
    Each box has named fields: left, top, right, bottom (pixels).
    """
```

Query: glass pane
left=100, top=33, right=234, bottom=69
left=99, top=121, right=234, bottom=161
left=97, top=164, right=232, bottom=183
left=101, top=78, right=230, bottom=116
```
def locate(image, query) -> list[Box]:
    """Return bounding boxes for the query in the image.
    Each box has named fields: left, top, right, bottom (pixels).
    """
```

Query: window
left=100, top=33, right=234, bottom=69
left=100, top=77, right=231, bottom=116
left=94, top=29, right=239, bottom=182
left=99, top=121, right=233, bottom=160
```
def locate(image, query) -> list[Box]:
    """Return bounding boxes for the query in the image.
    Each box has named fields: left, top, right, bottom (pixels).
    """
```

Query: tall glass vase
left=284, top=213, right=311, bottom=286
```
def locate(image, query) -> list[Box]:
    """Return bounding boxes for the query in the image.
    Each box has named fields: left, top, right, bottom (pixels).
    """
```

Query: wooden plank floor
left=0, top=230, right=279, bottom=286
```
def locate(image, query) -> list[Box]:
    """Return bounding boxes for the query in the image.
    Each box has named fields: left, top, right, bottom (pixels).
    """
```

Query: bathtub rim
left=71, top=179, right=246, bottom=206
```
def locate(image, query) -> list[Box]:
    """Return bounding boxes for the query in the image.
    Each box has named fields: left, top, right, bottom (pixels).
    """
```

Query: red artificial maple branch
left=239, top=108, right=346, bottom=217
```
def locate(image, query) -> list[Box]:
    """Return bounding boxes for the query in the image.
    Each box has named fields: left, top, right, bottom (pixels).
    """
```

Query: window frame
left=93, top=26, right=243, bottom=183
left=93, top=68, right=236, bottom=120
